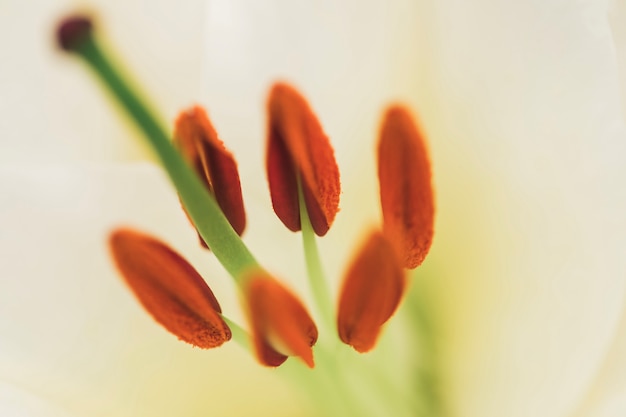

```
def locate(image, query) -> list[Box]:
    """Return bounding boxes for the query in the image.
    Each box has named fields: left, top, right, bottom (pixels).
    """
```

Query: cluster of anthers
left=57, top=15, right=435, bottom=370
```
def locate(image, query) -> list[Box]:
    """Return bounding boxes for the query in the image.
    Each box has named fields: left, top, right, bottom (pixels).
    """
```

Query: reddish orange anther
left=244, top=272, right=318, bottom=368
left=337, top=231, right=405, bottom=353
left=378, top=105, right=434, bottom=269
left=109, top=228, right=231, bottom=348
left=266, top=82, right=340, bottom=236
left=174, top=106, right=246, bottom=247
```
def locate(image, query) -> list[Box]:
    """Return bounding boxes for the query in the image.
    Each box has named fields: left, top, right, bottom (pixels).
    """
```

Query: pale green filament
left=295, top=178, right=383, bottom=415
left=295, top=177, right=433, bottom=415
left=296, top=177, right=335, bottom=334
left=72, top=34, right=258, bottom=282
left=220, top=316, right=251, bottom=352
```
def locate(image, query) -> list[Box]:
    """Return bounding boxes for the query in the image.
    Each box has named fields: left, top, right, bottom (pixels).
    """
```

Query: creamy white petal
left=0, top=0, right=206, bottom=164
left=0, top=381, right=77, bottom=417
left=610, top=0, right=626, bottom=120
left=566, top=4, right=626, bottom=416
left=568, top=304, right=626, bottom=417
left=407, top=2, right=626, bottom=417
left=0, top=165, right=305, bottom=417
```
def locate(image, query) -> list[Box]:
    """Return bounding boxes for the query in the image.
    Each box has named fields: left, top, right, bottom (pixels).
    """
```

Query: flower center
left=57, top=13, right=437, bottom=416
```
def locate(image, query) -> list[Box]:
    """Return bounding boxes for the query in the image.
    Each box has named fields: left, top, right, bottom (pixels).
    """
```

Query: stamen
left=244, top=272, right=318, bottom=368
left=174, top=106, right=246, bottom=247
left=378, top=106, right=435, bottom=269
left=109, top=228, right=231, bottom=348
left=337, top=231, right=405, bottom=353
left=266, top=82, right=340, bottom=236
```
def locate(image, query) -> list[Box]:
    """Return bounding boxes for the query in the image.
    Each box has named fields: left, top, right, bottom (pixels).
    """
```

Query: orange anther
left=266, top=83, right=340, bottom=236
left=378, top=106, right=434, bottom=269
left=174, top=106, right=246, bottom=247
left=244, top=272, right=318, bottom=367
left=337, top=231, right=405, bottom=353
left=109, top=228, right=231, bottom=348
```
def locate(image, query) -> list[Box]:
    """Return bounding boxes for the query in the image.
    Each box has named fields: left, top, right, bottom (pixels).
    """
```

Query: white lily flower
left=1, top=0, right=626, bottom=416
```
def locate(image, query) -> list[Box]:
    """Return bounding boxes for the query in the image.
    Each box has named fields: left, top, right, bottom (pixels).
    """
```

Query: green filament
left=221, top=316, right=251, bottom=352
left=297, top=178, right=335, bottom=334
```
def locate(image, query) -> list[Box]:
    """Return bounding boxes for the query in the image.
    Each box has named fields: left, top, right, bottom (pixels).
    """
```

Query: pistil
left=57, top=16, right=257, bottom=280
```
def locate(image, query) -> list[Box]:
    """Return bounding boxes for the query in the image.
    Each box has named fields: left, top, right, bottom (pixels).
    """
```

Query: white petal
left=406, top=2, right=626, bottom=417
left=0, top=381, right=77, bottom=417
left=569, top=304, right=626, bottom=417
left=567, top=4, right=626, bottom=416
left=0, top=164, right=303, bottom=417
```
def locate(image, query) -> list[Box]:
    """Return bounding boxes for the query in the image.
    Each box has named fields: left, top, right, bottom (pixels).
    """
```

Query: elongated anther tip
left=109, top=228, right=232, bottom=349
left=378, top=105, right=435, bottom=269
left=57, top=15, right=93, bottom=52
left=174, top=106, right=247, bottom=248
left=266, top=82, right=340, bottom=236
left=337, top=230, right=406, bottom=352
left=244, top=272, right=318, bottom=368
